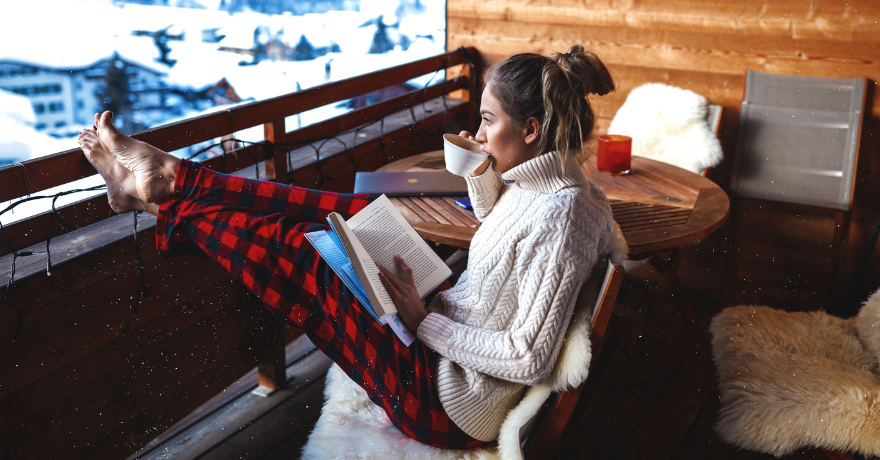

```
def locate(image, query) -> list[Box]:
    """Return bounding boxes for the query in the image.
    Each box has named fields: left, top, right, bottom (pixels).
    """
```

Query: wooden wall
left=448, top=0, right=880, bottom=308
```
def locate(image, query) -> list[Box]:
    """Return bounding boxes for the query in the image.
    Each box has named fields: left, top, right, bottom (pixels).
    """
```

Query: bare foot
left=94, top=112, right=180, bottom=203
left=78, top=128, right=152, bottom=214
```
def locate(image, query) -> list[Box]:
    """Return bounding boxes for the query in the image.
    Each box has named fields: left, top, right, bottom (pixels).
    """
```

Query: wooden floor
left=130, top=227, right=879, bottom=460
left=559, top=274, right=833, bottom=460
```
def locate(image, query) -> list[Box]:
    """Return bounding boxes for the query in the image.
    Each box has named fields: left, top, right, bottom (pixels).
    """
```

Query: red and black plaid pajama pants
left=155, top=160, right=484, bottom=449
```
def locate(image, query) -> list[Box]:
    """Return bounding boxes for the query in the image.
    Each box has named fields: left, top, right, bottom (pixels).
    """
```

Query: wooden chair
left=724, top=71, right=868, bottom=311
left=632, top=104, right=724, bottom=322
left=608, top=84, right=724, bottom=325
left=522, top=260, right=625, bottom=460
left=301, top=258, right=625, bottom=460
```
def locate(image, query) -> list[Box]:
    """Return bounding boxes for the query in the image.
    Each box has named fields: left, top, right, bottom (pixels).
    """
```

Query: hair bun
left=550, top=45, right=615, bottom=97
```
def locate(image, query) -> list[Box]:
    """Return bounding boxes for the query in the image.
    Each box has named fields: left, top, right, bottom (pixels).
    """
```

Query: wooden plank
left=412, top=222, right=476, bottom=249
left=0, top=255, right=237, bottom=402
left=439, top=196, right=480, bottom=227
left=412, top=197, right=455, bottom=225
left=281, top=102, right=469, bottom=190
left=449, top=21, right=880, bottom=83
left=199, top=358, right=330, bottom=460
left=126, top=334, right=314, bottom=460
left=672, top=388, right=740, bottom=460
left=617, top=328, right=716, bottom=459
left=0, top=244, right=193, bottom=363
left=130, top=351, right=331, bottom=460
left=395, top=197, right=435, bottom=224
left=283, top=77, right=468, bottom=148
left=3, top=288, right=264, bottom=460
left=259, top=425, right=320, bottom=460
left=390, top=197, right=427, bottom=225
left=579, top=310, right=709, bottom=458
left=447, top=0, right=880, bottom=40
left=73, top=323, right=270, bottom=460
left=282, top=98, right=467, bottom=178
left=0, top=264, right=243, bottom=433
left=0, top=214, right=157, bottom=325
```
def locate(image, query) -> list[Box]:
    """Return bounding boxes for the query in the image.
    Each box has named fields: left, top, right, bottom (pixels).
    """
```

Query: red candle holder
left=597, top=134, right=633, bottom=175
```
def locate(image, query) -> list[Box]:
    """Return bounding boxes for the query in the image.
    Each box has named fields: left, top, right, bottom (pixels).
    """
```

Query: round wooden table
left=378, top=151, right=729, bottom=255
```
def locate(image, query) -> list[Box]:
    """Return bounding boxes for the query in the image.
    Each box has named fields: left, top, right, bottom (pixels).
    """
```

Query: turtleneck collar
left=500, top=151, right=586, bottom=194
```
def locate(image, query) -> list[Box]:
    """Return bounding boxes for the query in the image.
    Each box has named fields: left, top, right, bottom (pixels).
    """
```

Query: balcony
left=2, top=0, right=880, bottom=457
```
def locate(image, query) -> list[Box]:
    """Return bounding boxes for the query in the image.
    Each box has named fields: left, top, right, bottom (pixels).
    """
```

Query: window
left=48, top=101, right=64, bottom=112
left=34, top=103, right=45, bottom=114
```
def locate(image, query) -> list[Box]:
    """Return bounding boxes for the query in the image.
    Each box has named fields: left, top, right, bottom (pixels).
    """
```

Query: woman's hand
left=459, top=130, right=491, bottom=177
left=377, top=256, right=428, bottom=332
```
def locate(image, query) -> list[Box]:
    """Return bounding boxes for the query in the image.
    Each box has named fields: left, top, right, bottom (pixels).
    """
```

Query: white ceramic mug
left=443, top=134, right=488, bottom=176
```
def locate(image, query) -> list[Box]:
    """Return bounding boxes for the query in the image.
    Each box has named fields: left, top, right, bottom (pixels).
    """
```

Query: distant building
left=0, top=54, right=168, bottom=134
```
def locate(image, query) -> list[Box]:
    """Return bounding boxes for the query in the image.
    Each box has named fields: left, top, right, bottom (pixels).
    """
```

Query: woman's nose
left=475, top=127, right=487, bottom=144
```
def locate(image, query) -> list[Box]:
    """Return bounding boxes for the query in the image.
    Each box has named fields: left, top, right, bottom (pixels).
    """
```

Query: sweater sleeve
left=464, top=168, right=505, bottom=222
left=417, top=212, right=600, bottom=386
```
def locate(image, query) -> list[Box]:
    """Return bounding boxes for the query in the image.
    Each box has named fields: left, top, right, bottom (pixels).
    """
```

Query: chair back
left=730, top=71, right=867, bottom=211
left=607, top=83, right=723, bottom=174
left=520, top=259, right=625, bottom=459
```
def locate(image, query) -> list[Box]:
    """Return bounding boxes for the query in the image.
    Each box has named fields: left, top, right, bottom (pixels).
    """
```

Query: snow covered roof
left=0, top=89, right=77, bottom=161
left=2, top=0, right=445, bottom=100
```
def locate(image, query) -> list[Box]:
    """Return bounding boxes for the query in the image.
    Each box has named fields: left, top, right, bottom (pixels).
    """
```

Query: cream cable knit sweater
left=416, top=151, right=614, bottom=441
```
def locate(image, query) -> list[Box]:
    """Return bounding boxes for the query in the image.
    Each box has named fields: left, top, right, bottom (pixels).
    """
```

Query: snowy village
left=0, top=0, right=445, bottom=166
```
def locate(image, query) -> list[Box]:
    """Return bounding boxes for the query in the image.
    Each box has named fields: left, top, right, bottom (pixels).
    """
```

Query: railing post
left=263, top=118, right=287, bottom=182
left=252, top=309, right=288, bottom=397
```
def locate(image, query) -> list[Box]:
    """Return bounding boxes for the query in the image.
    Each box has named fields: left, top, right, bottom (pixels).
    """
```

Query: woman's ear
left=523, top=117, right=541, bottom=145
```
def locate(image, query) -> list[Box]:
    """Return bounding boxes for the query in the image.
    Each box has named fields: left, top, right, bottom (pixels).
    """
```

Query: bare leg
left=78, top=128, right=160, bottom=216
left=93, top=111, right=180, bottom=203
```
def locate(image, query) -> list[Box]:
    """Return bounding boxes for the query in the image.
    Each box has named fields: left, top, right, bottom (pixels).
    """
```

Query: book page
left=346, top=195, right=451, bottom=298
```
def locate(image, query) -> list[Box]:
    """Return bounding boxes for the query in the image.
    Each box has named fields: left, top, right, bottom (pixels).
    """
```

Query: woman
left=78, top=44, right=616, bottom=449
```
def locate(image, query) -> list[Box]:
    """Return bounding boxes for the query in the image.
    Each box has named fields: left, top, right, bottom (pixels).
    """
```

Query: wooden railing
left=0, top=48, right=479, bottom=258
left=0, top=47, right=482, bottom=460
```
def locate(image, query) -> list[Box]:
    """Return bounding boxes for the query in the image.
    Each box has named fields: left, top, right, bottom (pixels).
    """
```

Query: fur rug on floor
left=608, top=83, right=722, bottom=174
left=300, top=364, right=501, bottom=460
left=711, top=288, right=880, bottom=457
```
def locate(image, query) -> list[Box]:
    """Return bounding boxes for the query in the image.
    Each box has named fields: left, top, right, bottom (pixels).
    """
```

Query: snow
left=0, top=90, right=77, bottom=163
left=0, top=0, right=447, bottom=225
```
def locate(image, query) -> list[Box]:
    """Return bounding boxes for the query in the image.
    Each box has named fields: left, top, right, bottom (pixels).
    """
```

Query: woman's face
left=474, top=85, right=539, bottom=174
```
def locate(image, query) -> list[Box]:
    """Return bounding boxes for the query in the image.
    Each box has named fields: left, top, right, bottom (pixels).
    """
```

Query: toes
left=96, top=111, right=117, bottom=135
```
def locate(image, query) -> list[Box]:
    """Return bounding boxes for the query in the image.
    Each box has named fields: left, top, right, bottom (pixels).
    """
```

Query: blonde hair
left=486, top=45, right=615, bottom=166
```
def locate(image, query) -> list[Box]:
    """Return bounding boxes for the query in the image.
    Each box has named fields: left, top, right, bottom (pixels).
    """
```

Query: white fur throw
left=608, top=83, right=722, bottom=174
left=302, top=238, right=628, bottom=460
left=301, top=364, right=501, bottom=460
left=710, top=288, right=880, bottom=457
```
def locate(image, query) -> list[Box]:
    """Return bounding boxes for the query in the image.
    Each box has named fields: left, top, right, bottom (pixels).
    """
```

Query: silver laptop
left=353, top=171, right=468, bottom=196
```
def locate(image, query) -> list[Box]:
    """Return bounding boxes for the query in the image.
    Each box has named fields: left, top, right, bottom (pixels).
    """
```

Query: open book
left=304, top=195, right=452, bottom=345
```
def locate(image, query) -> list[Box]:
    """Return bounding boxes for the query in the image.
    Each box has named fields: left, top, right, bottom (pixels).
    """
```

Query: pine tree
left=98, top=57, right=134, bottom=133
left=368, top=16, right=394, bottom=54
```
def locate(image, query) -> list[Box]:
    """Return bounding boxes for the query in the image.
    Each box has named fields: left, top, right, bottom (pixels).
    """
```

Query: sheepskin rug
left=607, top=83, right=722, bottom=174
left=710, top=288, right=880, bottom=457
left=300, top=364, right=501, bottom=460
